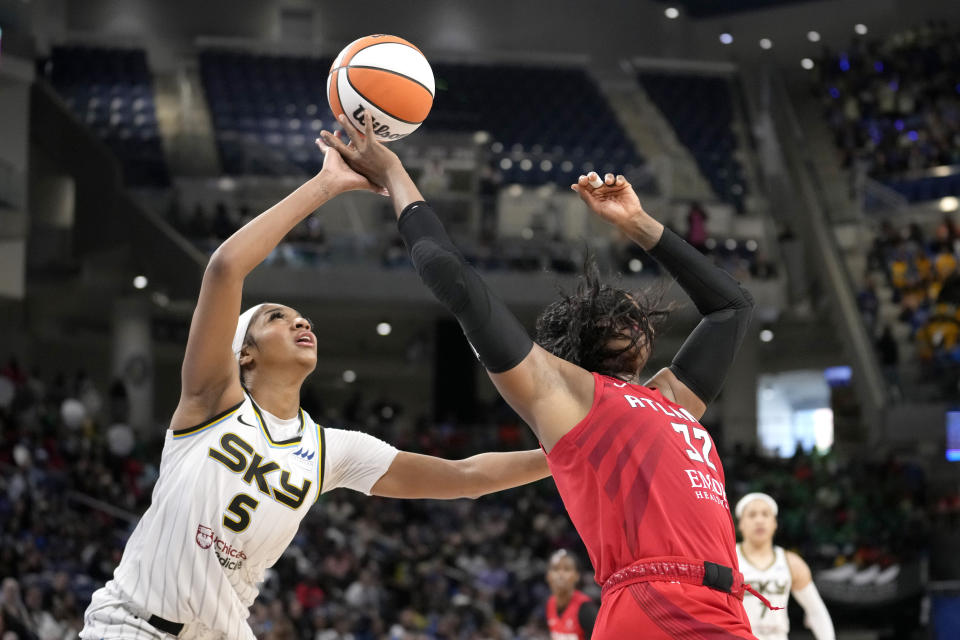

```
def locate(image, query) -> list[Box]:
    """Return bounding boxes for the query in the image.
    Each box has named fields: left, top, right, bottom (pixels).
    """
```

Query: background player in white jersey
left=735, top=493, right=836, bottom=640
left=80, top=142, right=551, bottom=640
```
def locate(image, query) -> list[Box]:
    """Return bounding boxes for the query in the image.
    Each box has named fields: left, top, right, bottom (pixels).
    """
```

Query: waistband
left=601, top=556, right=784, bottom=612
left=602, top=556, right=745, bottom=601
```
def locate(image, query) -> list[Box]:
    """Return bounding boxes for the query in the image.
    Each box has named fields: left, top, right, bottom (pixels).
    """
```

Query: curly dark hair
left=534, top=257, right=669, bottom=380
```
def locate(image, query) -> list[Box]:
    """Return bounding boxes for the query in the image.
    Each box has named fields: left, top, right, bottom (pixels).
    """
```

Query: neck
left=245, top=372, right=303, bottom=419
left=742, top=538, right=773, bottom=557
left=554, top=590, right=574, bottom=607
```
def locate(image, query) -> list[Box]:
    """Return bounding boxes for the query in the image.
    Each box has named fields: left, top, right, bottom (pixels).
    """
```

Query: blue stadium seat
left=46, top=46, right=169, bottom=186
left=637, top=72, right=747, bottom=211
left=199, top=51, right=643, bottom=181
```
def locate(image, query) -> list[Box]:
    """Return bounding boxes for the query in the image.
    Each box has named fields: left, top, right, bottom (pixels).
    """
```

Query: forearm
left=793, top=583, right=835, bottom=640
left=211, top=175, right=333, bottom=275
left=460, top=449, right=551, bottom=498
left=384, top=162, right=425, bottom=218
left=398, top=200, right=533, bottom=373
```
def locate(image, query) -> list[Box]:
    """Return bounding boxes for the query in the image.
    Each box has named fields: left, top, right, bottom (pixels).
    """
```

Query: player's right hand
left=320, top=111, right=402, bottom=190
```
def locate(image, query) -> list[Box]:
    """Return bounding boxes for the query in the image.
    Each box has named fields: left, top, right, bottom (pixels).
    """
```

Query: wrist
left=307, top=173, right=336, bottom=205
left=382, top=158, right=407, bottom=189
left=622, top=211, right=664, bottom=251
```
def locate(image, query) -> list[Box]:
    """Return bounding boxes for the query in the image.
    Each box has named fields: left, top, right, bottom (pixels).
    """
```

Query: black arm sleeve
left=578, top=600, right=599, bottom=639
left=647, top=227, right=755, bottom=403
left=398, top=201, right=534, bottom=373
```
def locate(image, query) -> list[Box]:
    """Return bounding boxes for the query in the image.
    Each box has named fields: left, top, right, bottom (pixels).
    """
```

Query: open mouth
left=295, top=333, right=315, bottom=347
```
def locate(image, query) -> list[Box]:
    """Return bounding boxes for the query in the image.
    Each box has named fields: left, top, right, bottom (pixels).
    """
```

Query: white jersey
left=84, top=391, right=398, bottom=640
left=737, top=544, right=792, bottom=640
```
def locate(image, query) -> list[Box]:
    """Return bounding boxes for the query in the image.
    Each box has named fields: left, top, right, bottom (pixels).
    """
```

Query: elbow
left=737, top=284, right=756, bottom=311
left=455, top=459, right=485, bottom=500
left=206, top=247, right=242, bottom=280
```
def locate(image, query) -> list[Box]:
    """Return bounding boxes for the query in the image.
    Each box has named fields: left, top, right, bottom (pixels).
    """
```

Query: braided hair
left=534, top=257, right=668, bottom=381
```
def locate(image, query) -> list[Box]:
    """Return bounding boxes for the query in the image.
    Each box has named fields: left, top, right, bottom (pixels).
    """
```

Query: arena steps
left=592, top=69, right=714, bottom=203
left=153, top=66, right=221, bottom=177
left=789, top=84, right=860, bottom=223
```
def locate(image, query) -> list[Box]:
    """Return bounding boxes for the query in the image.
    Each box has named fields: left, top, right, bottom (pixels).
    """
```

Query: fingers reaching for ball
left=572, top=171, right=627, bottom=194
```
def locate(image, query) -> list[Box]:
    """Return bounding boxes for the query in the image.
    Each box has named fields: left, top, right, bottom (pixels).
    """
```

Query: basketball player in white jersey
left=80, top=141, right=552, bottom=640
left=735, top=493, right=836, bottom=640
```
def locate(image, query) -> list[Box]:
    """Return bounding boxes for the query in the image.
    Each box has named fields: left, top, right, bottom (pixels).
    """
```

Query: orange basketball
left=327, top=35, right=435, bottom=142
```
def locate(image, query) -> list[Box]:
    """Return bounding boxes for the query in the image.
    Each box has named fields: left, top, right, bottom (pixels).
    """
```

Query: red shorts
left=594, top=581, right=757, bottom=639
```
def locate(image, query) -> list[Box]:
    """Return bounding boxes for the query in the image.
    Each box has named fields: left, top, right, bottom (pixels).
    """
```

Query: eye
left=269, top=310, right=285, bottom=321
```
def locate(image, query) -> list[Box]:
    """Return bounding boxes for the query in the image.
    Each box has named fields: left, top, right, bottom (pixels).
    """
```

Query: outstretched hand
left=572, top=171, right=663, bottom=250
left=315, top=137, right=388, bottom=197
left=319, top=111, right=401, bottom=190
left=572, top=171, right=646, bottom=228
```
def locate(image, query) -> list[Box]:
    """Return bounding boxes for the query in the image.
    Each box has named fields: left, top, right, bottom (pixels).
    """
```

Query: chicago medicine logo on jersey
left=196, top=524, right=214, bottom=549
left=195, top=524, right=247, bottom=571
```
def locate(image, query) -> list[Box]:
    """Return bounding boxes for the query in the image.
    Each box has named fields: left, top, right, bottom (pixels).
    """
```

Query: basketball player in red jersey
left=546, top=550, right=597, bottom=639
left=323, top=112, right=758, bottom=638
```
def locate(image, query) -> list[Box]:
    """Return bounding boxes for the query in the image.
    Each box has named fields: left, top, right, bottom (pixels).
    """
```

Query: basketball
left=327, top=34, right=435, bottom=142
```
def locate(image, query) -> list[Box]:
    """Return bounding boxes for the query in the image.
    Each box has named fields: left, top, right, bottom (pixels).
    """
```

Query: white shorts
left=81, top=581, right=223, bottom=640
left=81, top=581, right=170, bottom=640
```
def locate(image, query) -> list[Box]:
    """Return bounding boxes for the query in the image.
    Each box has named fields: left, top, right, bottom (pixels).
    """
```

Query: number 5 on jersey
left=224, top=493, right=259, bottom=532
left=672, top=423, right=717, bottom=470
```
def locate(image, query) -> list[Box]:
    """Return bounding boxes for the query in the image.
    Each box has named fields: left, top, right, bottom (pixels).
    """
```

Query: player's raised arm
left=171, top=145, right=384, bottom=430
left=573, top=172, right=755, bottom=419
left=320, top=114, right=595, bottom=451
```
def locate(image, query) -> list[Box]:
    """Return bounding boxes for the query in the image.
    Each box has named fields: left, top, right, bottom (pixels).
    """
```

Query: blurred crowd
left=166, top=196, right=775, bottom=283
left=859, top=216, right=960, bottom=397
left=817, top=21, right=960, bottom=180
left=1, top=355, right=946, bottom=639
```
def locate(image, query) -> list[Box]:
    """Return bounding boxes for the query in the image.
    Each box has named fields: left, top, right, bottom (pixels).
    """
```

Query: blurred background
left=1, top=0, right=960, bottom=638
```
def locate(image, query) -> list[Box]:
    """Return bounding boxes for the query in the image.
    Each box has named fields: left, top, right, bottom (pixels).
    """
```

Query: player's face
left=250, top=305, right=317, bottom=373
left=738, top=500, right=777, bottom=544
left=605, top=293, right=653, bottom=377
left=546, top=556, right=579, bottom=594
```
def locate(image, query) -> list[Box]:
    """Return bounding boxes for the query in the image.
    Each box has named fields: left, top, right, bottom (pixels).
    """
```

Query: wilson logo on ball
left=351, top=106, right=404, bottom=140
left=327, top=34, right=435, bottom=142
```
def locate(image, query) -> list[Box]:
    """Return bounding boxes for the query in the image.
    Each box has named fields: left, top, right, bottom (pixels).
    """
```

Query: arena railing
left=747, top=62, right=887, bottom=430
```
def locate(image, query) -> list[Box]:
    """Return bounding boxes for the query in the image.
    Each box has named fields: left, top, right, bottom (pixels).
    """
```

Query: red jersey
left=547, top=590, right=591, bottom=640
left=545, top=374, right=738, bottom=585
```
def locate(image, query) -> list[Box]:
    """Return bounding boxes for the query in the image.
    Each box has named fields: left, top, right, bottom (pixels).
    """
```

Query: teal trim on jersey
left=171, top=401, right=244, bottom=439
left=247, top=393, right=304, bottom=448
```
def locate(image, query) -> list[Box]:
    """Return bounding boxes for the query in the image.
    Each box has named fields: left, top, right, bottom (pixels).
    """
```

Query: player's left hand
left=314, top=137, right=388, bottom=196
left=572, top=171, right=648, bottom=228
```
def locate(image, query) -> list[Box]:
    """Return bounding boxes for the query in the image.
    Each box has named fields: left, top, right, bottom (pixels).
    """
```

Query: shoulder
left=169, top=395, right=248, bottom=442
left=644, top=367, right=706, bottom=420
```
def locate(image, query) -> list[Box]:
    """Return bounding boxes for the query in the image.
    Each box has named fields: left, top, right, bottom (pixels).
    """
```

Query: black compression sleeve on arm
left=578, top=600, right=598, bottom=638
left=647, top=227, right=755, bottom=403
left=398, top=201, right=533, bottom=373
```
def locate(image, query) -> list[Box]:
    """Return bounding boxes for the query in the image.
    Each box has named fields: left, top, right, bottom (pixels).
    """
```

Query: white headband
left=734, top=492, right=778, bottom=519
left=232, top=304, right=267, bottom=360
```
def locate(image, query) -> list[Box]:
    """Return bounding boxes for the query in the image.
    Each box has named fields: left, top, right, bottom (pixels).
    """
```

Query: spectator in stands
left=876, top=325, right=901, bottom=400
left=0, top=578, right=34, bottom=639
left=858, top=279, right=880, bottom=335
left=685, top=201, right=709, bottom=253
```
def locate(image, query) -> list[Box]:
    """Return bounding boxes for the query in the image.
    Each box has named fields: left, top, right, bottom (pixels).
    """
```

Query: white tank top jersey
left=94, top=391, right=398, bottom=640
left=736, top=544, right=792, bottom=640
